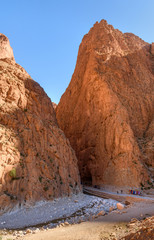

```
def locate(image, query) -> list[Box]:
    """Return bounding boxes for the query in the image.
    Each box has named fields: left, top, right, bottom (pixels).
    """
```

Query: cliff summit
left=0, top=34, right=15, bottom=61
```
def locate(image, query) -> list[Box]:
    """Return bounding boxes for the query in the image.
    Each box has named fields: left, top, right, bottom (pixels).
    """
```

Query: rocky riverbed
left=0, top=201, right=153, bottom=240
left=0, top=193, right=119, bottom=230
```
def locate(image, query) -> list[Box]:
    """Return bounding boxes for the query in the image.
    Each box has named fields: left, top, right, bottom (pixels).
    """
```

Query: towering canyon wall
left=56, top=20, right=154, bottom=191
left=0, top=34, right=81, bottom=212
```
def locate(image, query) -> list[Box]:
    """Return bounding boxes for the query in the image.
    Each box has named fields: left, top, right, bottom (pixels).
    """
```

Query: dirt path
left=83, top=186, right=154, bottom=203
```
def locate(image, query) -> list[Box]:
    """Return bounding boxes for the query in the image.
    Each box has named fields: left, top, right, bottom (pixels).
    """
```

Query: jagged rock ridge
left=0, top=37, right=81, bottom=212
left=56, top=20, right=154, bottom=191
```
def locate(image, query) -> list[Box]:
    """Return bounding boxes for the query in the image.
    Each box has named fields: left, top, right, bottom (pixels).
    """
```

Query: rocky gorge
left=0, top=20, right=153, bottom=240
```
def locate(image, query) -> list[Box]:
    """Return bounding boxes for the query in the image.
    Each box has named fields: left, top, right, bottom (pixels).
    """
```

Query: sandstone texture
left=0, top=39, right=81, bottom=212
left=151, top=42, right=154, bottom=55
left=56, top=20, right=154, bottom=190
left=0, top=34, right=15, bottom=61
left=121, top=216, right=154, bottom=240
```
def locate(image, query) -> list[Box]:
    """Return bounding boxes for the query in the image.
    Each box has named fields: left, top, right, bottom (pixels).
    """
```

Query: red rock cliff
left=0, top=36, right=81, bottom=212
left=0, top=34, right=15, bottom=61
left=56, top=20, right=154, bottom=191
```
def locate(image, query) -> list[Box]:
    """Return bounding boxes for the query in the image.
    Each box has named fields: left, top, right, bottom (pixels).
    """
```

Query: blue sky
left=1, top=0, right=154, bottom=103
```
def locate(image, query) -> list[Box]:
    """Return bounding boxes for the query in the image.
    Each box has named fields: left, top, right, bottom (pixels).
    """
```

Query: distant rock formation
left=56, top=20, right=154, bottom=191
left=0, top=34, right=15, bottom=61
left=52, top=102, right=57, bottom=110
left=0, top=39, right=81, bottom=212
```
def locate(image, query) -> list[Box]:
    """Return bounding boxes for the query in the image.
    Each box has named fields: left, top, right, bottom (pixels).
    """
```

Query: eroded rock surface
left=151, top=42, right=154, bottom=55
left=0, top=41, right=81, bottom=212
left=56, top=20, right=154, bottom=191
left=0, top=34, right=15, bottom=61
left=121, top=216, right=154, bottom=240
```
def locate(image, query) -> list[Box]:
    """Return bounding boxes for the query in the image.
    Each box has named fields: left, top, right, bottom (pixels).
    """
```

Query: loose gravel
left=0, top=193, right=118, bottom=230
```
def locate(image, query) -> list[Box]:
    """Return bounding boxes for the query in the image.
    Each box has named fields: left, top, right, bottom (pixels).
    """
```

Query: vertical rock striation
left=0, top=36, right=81, bottom=212
left=56, top=20, right=154, bottom=191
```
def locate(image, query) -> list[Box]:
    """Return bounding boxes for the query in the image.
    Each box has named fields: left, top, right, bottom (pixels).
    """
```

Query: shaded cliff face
left=56, top=20, right=154, bottom=190
left=0, top=39, right=81, bottom=212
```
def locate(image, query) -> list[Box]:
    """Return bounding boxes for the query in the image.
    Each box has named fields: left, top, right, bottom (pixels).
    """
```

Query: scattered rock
left=97, top=210, right=105, bottom=216
left=117, top=203, right=124, bottom=210
left=124, top=201, right=130, bottom=206
left=64, top=221, right=69, bottom=226
left=120, top=216, right=154, bottom=240
left=130, top=218, right=138, bottom=223
left=109, top=206, right=114, bottom=212
left=110, top=232, right=116, bottom=237
left=26, top=229, right=32, bottom=234
left=59, top=223, right=65, bottom=227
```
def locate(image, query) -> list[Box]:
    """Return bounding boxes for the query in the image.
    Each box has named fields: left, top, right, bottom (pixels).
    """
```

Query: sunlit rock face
left=56, top=20, right=154, bottom=191
left=151, top=42, right=154, bottom=55
left=0, top=36, right=81, bottom=212
left=0, top=34, right=15, bottom=61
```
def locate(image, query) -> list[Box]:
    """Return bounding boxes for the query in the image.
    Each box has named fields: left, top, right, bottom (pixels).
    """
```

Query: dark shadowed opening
left=81, top=168, right=92, bottom=186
